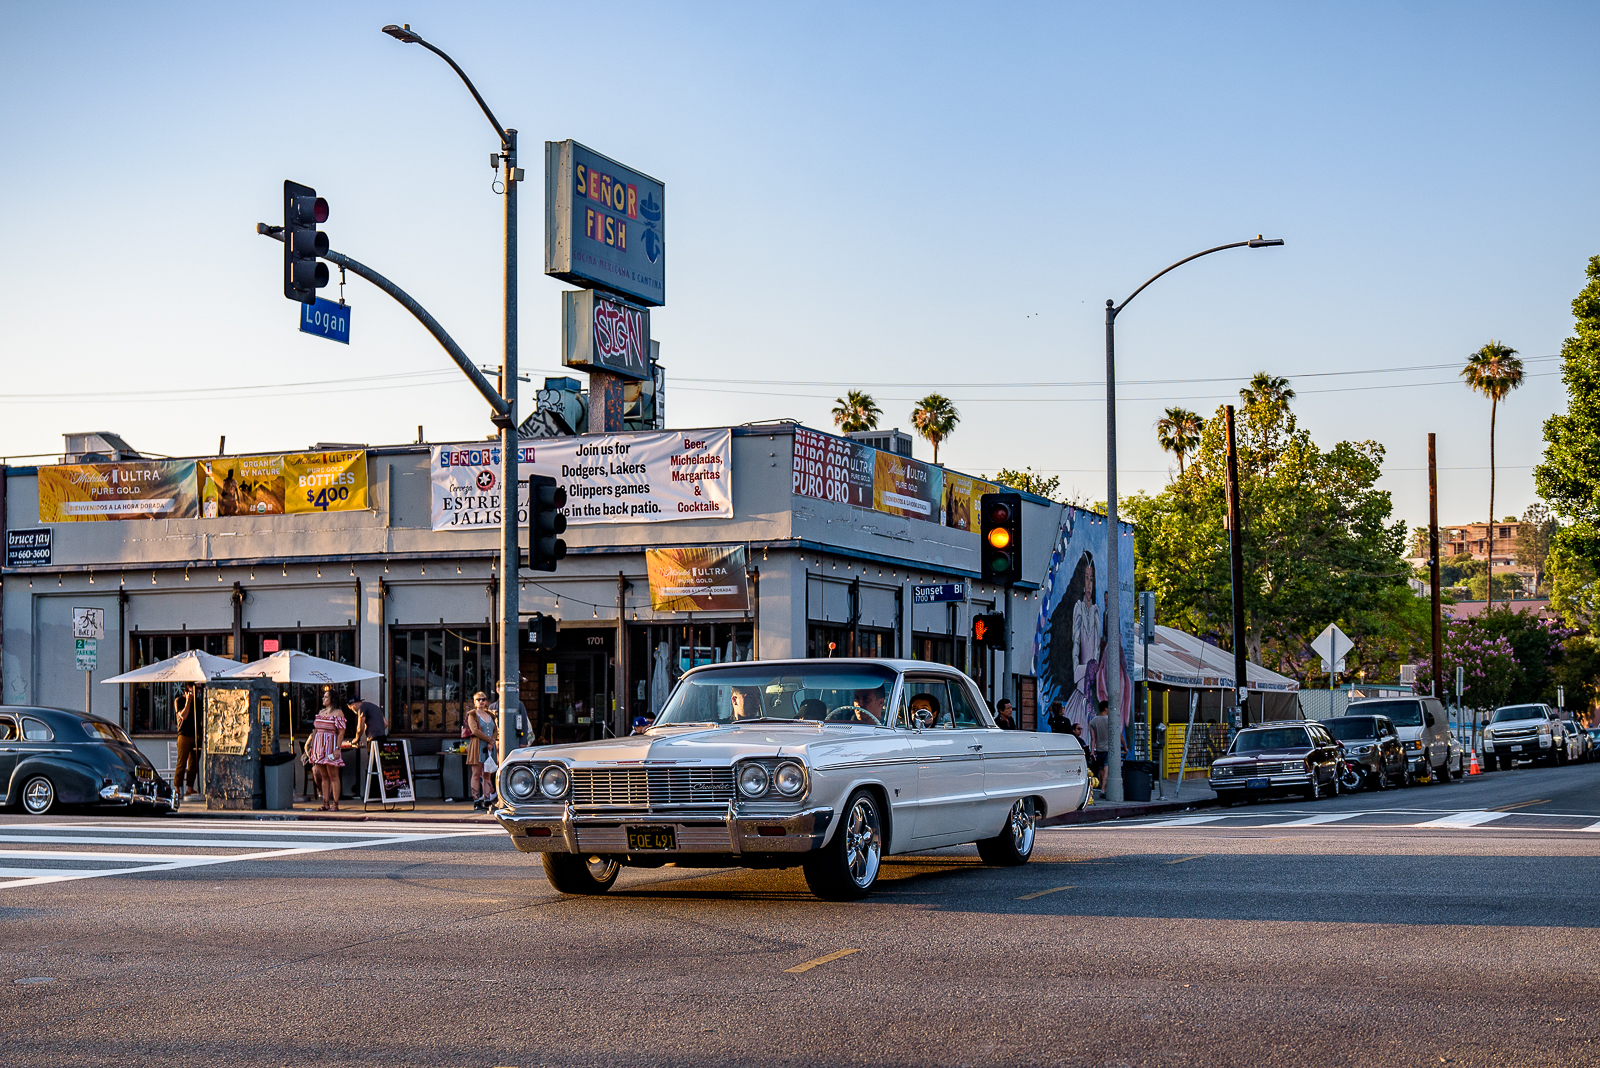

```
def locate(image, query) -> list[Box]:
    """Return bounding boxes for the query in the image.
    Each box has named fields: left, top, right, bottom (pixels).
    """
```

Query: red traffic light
left=988, top=503, right=1011, bottom=525
left=312, top=197, right=329, bottom=224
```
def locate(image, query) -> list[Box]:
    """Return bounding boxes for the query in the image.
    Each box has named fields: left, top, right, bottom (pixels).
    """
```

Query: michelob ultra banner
left=645, top=545, right=750, bottom=612
left=200, top=451, right=367, bottom=516
left=430, top=428, right=732, bottom=530
left=38, top=460, right=199, bottom=522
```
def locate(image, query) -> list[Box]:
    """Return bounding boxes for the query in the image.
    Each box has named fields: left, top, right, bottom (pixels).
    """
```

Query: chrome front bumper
left=494, top=804, right=835, bottom=856
left=1209, top=774, right=1313, bottom=792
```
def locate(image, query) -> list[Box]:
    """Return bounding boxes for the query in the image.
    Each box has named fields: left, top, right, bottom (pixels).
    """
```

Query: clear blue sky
left=3, top=1, right=1596, bottom=534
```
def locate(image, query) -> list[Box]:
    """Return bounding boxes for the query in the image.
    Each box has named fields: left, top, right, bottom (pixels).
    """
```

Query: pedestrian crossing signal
left=972, top=612, right=1007, bottom=649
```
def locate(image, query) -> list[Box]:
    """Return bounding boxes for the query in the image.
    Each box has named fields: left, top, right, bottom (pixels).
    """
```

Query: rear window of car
left=1325, top=718, right=1377, bottom=741
left=1492, top=705, right=1546, bottom=723
left=1348, top=701, right=1423, bottom=726
left=82, top=721, right=131, bottom=744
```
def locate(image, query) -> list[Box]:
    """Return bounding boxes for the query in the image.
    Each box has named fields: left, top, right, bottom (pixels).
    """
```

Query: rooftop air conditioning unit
left=845, top=428, right=913, bottom=458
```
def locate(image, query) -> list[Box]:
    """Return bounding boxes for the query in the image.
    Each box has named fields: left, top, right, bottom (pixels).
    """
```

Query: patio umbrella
left=100, top=648, right=241, bottom=684
left=223, top=650, right=382, bottom=684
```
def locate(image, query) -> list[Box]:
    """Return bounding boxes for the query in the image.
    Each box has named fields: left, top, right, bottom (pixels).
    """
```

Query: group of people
left=1048, top=697, right=1113, bottom=795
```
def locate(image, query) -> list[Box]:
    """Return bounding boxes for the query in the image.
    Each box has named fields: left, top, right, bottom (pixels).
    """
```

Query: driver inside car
left=826, top=687, right=885, bottom=725
left=729, top=687, right=765, bottom=721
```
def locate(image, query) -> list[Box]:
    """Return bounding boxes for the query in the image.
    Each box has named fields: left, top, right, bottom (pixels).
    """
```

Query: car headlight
left=1483, top=728, right=1494, bottom=740
left=538, top=764, right=570, bottom=799
left=506, top=766, right=537, bottom=801
left=737, top=763, right=770, bottom=798
left=1539, top=725, right=1551, bottom=738
left=773, top=761, right=806, bottom=797
left=1212, top=766, right=1232, bottom=778
left=1355, top=744, right=1374, bottom=754
left=1407, top=740, right=1423, bottom=750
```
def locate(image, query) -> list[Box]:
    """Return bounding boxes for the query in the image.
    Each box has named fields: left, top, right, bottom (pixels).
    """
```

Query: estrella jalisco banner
left=430, top=429, right=732, bottom=531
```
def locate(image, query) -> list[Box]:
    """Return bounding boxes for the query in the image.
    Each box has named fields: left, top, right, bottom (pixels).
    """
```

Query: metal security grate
left=570, top=767, right=735, bottom=807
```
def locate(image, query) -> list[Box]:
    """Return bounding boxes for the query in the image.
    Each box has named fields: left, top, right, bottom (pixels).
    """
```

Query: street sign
left=72, top=607, right=106, bottom=640
left=299, top=297, right=351, bottom=344
left=912, top=582, right=965, bottom=604
left=5, top=528, right=51, bottom=567
left=1310, top=623, right=1350, bottom=675
left=75, top=638, right=98, bottom=671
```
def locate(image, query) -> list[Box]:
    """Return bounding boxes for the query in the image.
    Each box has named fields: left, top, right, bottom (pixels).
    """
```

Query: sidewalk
left=1041, top=779, right=1221, bottom=827
left=170, top=782, right=1221, bottom=827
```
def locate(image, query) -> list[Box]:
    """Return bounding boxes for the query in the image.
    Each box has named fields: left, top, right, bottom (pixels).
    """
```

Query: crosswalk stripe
left=1412, top=811, right=1508, bottom=828
left=1137, top=815, right=1231, bottom=827
left=1266, top=814, right=1363, bottom=827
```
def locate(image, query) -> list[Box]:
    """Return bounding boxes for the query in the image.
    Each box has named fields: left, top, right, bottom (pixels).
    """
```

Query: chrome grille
left=570, top=767, right=735, bottom=807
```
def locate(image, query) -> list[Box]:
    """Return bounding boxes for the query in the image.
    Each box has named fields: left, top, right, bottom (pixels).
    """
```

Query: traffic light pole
left=1103, top=237, right=1283, bottom=804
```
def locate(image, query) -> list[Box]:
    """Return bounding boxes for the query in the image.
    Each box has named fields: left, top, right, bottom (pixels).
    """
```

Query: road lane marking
left=1266, top=813, right=1363, bottom=827
left=1139, top=816, right=1230, bottom=828
left=1166, top=855, right=1207, bottom=865
left=1491, top=799, right=1550, bottom=812
left=785, top=948, right=861, bottom=973
left=1412, top=811, right=1508, bottom=828
left=1016, top=885, right=1076, bottom=900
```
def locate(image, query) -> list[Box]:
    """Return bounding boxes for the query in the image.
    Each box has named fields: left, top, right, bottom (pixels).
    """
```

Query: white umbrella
left=100, top=648, right=242, bottom=684
left=224, top=650, right=382, bottom=684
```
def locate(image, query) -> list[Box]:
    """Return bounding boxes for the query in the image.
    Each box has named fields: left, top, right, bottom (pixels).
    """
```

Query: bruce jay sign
left=545, top=139, right=665, bottom=307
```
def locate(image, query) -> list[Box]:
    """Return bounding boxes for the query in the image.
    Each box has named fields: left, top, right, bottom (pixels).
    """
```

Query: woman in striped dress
left=306, top=686, right=347, bottom=811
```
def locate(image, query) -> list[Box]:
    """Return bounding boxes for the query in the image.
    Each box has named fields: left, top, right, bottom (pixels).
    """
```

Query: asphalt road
left=3, top=760, right=1599, bottom=1068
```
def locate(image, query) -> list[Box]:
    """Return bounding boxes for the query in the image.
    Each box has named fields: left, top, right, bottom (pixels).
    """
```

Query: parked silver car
left=493, top=659, right=1088, bottom=900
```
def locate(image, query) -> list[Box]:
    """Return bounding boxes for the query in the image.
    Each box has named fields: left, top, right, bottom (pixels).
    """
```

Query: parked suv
left=1343, top=697, right=1462, bottom=783
left=1483, top=704, right=1566, bottom=770
left=1565, top=720, right=1591, bottom=763
left=1322, top=714, right=1407, bottom=790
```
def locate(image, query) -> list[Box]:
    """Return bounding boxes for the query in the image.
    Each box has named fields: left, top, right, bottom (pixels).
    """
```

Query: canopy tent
left=1133, top=625, right=1300, bottom=722
left=223, top=650, right=382, bottom=685
left=100, top=649, right=242, bottom=685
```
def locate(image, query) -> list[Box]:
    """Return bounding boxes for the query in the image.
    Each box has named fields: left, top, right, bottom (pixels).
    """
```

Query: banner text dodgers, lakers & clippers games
left=430, top=429, right=732, bottom=531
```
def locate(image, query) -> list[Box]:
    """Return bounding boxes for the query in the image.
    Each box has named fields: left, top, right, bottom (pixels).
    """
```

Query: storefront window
left=626, top=621, right=754, bottom=724
left=240, top=629, right=356, bottom=734
left=389, top=626, right=494, bottom=735
left=806, top=624, right=894, bottom=660
left=129, top=632, right=233, bottom=734
left=910, top=633, right=966, bottom=669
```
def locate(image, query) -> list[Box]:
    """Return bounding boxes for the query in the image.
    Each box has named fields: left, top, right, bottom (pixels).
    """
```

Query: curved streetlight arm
left=1113, top=237, right=1282, bottom=317
left=382, top=25, right=509, bottom=147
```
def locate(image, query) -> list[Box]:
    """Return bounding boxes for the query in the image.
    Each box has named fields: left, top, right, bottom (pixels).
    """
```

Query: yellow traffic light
left=986, top=527, right=1010, bottom=550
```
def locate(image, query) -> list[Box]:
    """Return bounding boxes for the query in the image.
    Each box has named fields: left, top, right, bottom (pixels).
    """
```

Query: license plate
left=135, top=766, right=153, bottom=781
left=626, top=826, right=676, bottom=851
left=1247, top=778, right=1270, bottom=790
left=1510, top=745, right=1524, bottom=752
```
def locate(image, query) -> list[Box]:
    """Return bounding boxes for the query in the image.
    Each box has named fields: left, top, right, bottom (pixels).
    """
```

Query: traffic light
left=523, top=612, right=557, bottom=651
left=972, top=612, right=1007, bottom=649
left=283, top=179, right=329, bottom=304
left=526, top=475, right=568, bottom=572
left=979, top=492, right=1023, bottom=585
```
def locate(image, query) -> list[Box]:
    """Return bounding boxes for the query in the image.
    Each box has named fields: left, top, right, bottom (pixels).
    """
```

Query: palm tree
left=1154, top=407, right=1204, bottom=477
left=1239, top=372, right=1295, bottom=410
left=1462, top=341, right=1525, bottom=612
left=831, top=390, right=881, bottom=433
left=910, top=394, right=960, bottom=464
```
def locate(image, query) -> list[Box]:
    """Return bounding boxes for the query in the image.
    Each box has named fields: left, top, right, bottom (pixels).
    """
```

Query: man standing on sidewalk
left=1089, top=700, right=1111, bottom=796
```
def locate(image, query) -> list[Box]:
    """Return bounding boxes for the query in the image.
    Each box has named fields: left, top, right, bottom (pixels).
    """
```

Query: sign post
left=73, top=608, right=105, bottom=715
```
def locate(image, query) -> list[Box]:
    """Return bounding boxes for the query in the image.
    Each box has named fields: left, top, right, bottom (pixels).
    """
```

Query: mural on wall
left=1033, top=506, right=1136, bottom=733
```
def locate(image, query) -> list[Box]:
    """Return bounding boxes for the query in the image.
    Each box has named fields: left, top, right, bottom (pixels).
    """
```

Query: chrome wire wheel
left=21, top=776, right=55, bottom=815
left=1008, top=798, right=1036, bottom=856
left=843, top=794, right=882, bottom=889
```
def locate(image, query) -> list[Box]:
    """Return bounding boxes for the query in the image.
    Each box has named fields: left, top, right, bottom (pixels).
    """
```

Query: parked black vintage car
left=1323, top=714, right=1408, bottom=790
left=1209, top=721, right=1343, bottom=803
left=1, top=706, right=173, bottom=815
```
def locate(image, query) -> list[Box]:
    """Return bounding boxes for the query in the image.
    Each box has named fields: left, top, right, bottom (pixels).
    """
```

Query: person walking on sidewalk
left=306, top=686, right=348, bottom=811
left=172, top=683, right=202, bottom=803
left=994, top=699, right=1016, bottom=730
left=1089, top=700, right=1111, bottom=796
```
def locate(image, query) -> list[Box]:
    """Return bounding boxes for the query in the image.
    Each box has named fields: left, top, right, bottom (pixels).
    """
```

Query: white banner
left=431, top=429, right=732, bottom=531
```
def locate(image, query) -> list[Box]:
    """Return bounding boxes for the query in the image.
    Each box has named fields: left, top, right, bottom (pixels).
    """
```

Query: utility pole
left=1224, top=405, right=1248, bottom=727
left=1429, top=434, right=1442, bottom=699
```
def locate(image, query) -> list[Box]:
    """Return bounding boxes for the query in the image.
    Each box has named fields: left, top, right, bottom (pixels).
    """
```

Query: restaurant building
left=1, top=424, right=1132, bottom=780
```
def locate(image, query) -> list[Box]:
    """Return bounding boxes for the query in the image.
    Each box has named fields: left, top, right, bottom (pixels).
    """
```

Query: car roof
left=1, top=706, right=108, bottom=726
left=681, top=658, right=969, bottom=676
left=1239, top=722, right=1311, bottom=731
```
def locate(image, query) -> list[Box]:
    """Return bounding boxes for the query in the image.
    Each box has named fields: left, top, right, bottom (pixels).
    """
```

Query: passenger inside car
left=909, top=693, right=949, bottom=728
left=798, top=698, right=829, bottom=720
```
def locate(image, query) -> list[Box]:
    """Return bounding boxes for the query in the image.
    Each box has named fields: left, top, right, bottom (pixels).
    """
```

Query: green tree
left=1463, top=340, right=1525, bottom=611
left=830, top=390, right=881, bottom=433
left=1124, top=397, right=1411, bottom=681
left=1516, top=502, right=1558, bottom=594
left=1239, top=371, right=1295, bottom=412
left=1535, top=257, right=1600, bottom=629
left=987, top=467, right=1061, bottom=501
left=910, top=394, right=959, bottom=464
left=1439, top=553, right=1486, bottom=590
left=1154, top=407, right=1203, bottom=479
left=1466, top=571, right=1524, bottom=601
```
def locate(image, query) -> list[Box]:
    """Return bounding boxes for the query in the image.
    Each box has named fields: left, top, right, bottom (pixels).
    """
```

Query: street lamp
left=384, top=23, right=523, bottom=765
left=1101, top=236, right=1283, bottom=803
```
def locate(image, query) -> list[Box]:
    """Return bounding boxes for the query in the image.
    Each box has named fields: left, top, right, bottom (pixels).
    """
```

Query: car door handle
left=968, top=744, right=983, bottom=751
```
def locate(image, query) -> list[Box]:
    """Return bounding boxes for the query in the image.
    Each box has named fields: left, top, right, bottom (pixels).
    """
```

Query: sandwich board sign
left=363, top=739, right=416, bottom=811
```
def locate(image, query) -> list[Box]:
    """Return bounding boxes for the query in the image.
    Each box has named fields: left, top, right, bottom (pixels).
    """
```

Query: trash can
left=262, top=751, right=298, bottom=811
left=1122, top=760, right=1157, bottom=803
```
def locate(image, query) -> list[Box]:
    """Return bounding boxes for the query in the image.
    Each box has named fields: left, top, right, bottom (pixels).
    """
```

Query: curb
left=1040, top=792, right=1224, bottom=827
left=170, top=807, right=497, bottom=826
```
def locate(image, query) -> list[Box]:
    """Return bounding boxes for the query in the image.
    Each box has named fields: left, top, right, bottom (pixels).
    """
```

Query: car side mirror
left=1424, top=712, right=1436, bottom=727
left=913, top=709, right=933, bottom=728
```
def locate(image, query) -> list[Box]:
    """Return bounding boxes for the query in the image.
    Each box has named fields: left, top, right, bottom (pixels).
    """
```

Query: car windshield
left=81, top=720, right=131, bottom=744
left=1324, top=718, right=1377, bottom=741
left=1349, top=701, right=1424, bottom=727
left=1493, top=705, right=1546, bottom=723
left=1232, top=727, right=1311, bottom=752
left=655, top=664, right=899, bottom=726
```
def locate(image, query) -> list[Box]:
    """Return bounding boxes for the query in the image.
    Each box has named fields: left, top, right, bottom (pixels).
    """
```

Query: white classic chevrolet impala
left=492, top=659, right=1089, bottom=900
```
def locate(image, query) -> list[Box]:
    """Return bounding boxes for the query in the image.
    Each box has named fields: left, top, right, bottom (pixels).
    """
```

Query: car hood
left=1486, top=718, right=1545, bottom=730
left=506, top=722, right=868, bottom=766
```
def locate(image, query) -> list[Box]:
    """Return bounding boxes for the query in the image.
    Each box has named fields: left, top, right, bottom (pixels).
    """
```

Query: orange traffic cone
left=1469, top=751, right=1481, bottom=775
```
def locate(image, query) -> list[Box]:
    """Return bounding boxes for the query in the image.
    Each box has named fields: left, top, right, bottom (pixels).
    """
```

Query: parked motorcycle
left=1337, top=744, right=1365, bottom=794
